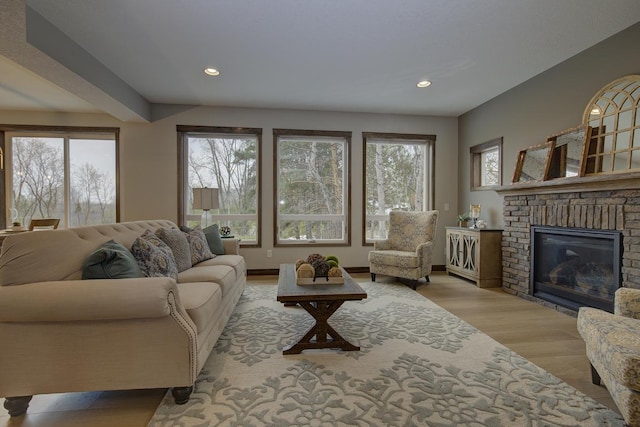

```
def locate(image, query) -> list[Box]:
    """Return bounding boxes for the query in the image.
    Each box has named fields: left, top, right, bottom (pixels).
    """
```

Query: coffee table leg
left=283, top=300, right=360, bottom=354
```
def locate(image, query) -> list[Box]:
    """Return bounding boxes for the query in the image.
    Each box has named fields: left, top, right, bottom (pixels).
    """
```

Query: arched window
left=582, top=75, right=640, bottom=174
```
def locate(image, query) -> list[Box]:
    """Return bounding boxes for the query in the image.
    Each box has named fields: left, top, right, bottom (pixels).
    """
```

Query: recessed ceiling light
left=204, top=67, right=220, bottom=76
left=416, top=80, right=432, bottom=88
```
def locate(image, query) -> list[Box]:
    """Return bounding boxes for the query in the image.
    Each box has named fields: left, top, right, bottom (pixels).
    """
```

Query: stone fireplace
left=499, top=176, right=640, bottom=315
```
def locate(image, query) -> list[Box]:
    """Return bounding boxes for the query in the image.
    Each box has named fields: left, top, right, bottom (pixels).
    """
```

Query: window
left=1, top=125, right=119, bottom=229
left=363, top=132, right=435, bottom=244
left=274, top=129, right=351, bottom=246
left=178, top=126, right=261, bottom=246
left=470, top=137, right=502, bottom=190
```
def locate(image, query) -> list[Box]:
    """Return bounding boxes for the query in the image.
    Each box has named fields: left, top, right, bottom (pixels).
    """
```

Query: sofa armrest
left=222, top=238, right=240, bottom=255
left=614, top=288, right=640, bottom=319
left=416, top=241, right=434, bottom=255
left=0, top=277, right=181, bottom=322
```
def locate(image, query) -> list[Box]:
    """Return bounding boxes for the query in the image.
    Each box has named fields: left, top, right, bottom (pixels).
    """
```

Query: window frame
left=362, top=132, right=436, bottom=246
left=273, top=128, right=351, bottom=247
left=470, top=137, right=502, bottom=190
left=177, top=125, right=262, bottom=248
left=0, top=124, right=120, bottom=229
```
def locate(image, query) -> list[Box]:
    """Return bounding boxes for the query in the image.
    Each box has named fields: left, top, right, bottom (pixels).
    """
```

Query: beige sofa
left=0, top=220, right=246, bottom=417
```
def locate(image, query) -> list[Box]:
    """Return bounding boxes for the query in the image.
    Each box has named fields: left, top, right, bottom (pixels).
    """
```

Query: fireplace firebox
left=530, top=226, right=622, bottom=312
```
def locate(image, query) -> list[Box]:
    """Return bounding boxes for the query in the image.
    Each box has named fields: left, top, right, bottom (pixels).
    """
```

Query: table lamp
left=192, top=187, right=219, bottom=228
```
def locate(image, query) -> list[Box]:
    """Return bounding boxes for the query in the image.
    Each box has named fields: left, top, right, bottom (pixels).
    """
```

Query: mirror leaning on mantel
left=546, top=125, right=592, bottom=180
left=512, top=141, right=554, bottom=183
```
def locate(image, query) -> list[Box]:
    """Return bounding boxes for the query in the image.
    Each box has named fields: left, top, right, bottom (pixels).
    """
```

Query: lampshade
left=192, top=187, right=219, bottom=211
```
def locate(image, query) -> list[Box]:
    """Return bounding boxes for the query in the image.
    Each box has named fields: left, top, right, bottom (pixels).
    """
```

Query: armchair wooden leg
left=590, top=363, right=601, bottom=386
left=4, top=396, right=32, bottom=417
left=172, top=386, right=193, bottom=404
left=425, top=275, right=430, bottom=282
left=371, top=273, right=376, bottom=282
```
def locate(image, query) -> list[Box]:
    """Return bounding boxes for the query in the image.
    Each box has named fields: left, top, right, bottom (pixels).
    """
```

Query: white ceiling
left=3, top=0, right=640, bottom=120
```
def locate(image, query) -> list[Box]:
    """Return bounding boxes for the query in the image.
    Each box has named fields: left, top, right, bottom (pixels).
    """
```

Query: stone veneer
left=502, top=189, right=640, bottom=315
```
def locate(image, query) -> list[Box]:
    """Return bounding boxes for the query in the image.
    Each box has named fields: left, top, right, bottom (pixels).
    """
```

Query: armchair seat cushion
left=578, top=307, right=640, bottom=390
left=368, top=250, right=420, bottom=269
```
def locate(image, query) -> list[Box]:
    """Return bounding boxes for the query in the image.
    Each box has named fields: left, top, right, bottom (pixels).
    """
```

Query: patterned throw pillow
left=182, top=226, right=215, bottom=265
left=155, top=227, right=192, bottom=272
left=131, top=229, right=178, bottom=280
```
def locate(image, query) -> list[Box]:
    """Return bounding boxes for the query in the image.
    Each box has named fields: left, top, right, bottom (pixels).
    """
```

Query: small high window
left=470, top=137, right=502, bottom=190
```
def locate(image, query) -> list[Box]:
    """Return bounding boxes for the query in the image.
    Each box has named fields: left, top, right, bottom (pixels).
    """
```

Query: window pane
left=11, top=137, right=64, bottom=226
left=276, top=135, right=347, bottom=244
left=480, top=148, right=500, bottom=186
left=365, top=140, right=428, bottom=241
left=186, top=134, right=258, bottom=243
left=69, top=139, right=117, bottom=226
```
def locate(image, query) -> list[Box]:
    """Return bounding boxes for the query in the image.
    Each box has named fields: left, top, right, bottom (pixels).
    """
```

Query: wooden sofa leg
left=371, top=273, right=376, bottom=282
left=4, top=396, right=32, bottom=417
left=425, top=275, right=430, bottom=282
left=172, top=386, right=193, bottom=404
left=590, top=363, right=601, bottom=386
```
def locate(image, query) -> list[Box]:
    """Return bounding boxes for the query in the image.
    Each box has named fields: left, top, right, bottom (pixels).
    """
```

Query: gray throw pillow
left=82, top=240, right=143, bottom=279
left=203, top=224, right=225, bottom=255
left=155, top=227, right=192, bottom=272
left=182, top=226, right=215, bottom=265
left=131, top=229, right=179, bottom=280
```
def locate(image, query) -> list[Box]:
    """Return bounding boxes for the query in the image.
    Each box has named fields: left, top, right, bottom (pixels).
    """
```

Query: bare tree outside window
left=8, top=133, right=117, bottom=228
left=363, top=133, right=435, bottom=244
left=179, top=127, right=261, bottom=246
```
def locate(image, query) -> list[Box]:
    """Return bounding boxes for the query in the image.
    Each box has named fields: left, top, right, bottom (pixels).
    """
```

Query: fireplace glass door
left=531, top=226, right=621, bottom=312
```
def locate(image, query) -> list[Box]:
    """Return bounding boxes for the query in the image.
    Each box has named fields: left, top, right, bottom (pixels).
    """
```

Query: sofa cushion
left=131, top=230, right=178, bottom=280
left=82, top=240, right=143, bottom=279
left=176, top=282, right=222, bottom=332
left=178, top=265, right=236, bottom=297
left=182, top=226, right=215, bottom=265
left=195, top=255, right=246, bottom=280
left=203, top=224, right=225, bottom=255
left=155, top=227, right=192, bottom=272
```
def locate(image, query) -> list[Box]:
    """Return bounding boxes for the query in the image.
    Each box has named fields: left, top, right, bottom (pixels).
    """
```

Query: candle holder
left=469, top=204, right=481, bottom=229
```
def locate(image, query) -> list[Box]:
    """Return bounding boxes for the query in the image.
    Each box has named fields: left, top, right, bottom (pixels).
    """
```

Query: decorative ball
left=326, top=259, right=339, bottom=269
left=219, top=226, right=231, bottom=236
left=296, top=263, right=315, bottom=278
left=328, top=267, right=342, bottom=277
left=295, top=259, right=307, bottom=270
left=325, top=255, right=339, bottom=264
left=312, top=259, right=330, bottom=277
left=307, top=253, right=324, bottom=265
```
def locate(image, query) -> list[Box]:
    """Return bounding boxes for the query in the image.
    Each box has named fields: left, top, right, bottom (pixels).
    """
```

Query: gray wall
left=0, top=107, right=458, bottom=270
left=458, top=22, right=640, bottom=228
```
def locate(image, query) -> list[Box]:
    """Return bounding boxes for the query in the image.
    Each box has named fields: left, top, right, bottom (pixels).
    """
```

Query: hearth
left=531, top=226, right=622, bottom=312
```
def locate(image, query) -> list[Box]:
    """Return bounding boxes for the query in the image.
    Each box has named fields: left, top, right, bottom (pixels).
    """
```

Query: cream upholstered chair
left=577, top=288, right=640, bottom=426
left=368, top=210, right=438, bottom=290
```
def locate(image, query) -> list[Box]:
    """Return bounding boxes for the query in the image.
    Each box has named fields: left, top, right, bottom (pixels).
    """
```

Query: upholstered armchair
left=577, top=287, right=640, bottom=426
left=368, top=210, right=439, bottom=290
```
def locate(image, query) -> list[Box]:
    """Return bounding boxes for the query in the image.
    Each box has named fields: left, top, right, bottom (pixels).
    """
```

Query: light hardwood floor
left=0, top=272, right=619, bottom=426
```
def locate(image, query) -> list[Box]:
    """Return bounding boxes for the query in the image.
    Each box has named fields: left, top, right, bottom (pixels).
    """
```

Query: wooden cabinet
left=445, top=227, right=502, bottom=288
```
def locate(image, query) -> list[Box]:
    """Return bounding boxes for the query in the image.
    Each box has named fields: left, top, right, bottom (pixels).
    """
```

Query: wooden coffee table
left=277, top=264, right=367, bottom=355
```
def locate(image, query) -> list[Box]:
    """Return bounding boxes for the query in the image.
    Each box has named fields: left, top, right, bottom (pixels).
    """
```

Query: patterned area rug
left=148, top=282, right=623, bottom=426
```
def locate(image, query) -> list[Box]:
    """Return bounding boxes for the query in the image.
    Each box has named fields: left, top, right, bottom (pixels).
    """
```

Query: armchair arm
left=373, top=239, right=392, bottom=251
left=614, top=288, right=640, bottom=319
left=0, top=277, right=180, bottom=322
left=416, top=241, right=434, bottom=255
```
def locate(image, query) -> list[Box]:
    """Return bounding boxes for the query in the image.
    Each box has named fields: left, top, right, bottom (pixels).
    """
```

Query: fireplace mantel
left=496, top=171, right=640, bottom=196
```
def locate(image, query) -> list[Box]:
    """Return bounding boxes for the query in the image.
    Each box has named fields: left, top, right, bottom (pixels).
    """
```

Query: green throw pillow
left=203, top=224, right=225, bottom=255
left=82, top=240, right=143, bottom=279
